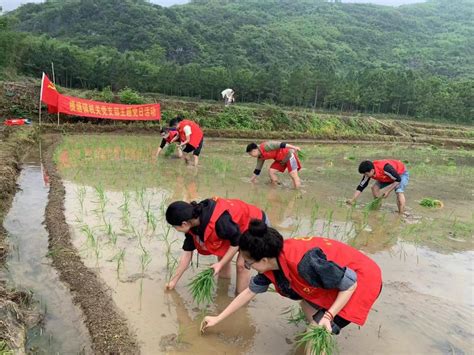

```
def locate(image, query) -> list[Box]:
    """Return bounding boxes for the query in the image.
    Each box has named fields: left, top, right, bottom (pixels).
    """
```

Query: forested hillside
left=1, top=0, right=473, bottom=122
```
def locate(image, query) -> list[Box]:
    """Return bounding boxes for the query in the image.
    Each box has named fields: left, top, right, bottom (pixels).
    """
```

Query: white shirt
left=183, top=125, right=192, bottom=136
left=221, top=88, right=234, bottom=99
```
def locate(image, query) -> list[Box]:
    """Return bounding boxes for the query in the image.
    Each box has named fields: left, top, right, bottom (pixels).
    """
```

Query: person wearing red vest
left=201, top=220, right=382, bottom=346
left=347, top=159, right=409, bottom=214
left=169, top=116, right=204, bottom=166
left=155, top=128, right=182, bottom=159
left=165, top=197, right=268, bottom=294
left=246, top=141, right=302, bottom=189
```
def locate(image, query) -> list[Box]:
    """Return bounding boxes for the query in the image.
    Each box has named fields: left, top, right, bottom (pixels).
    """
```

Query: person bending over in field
left=201, top=220, right=382, bottom=354
left=346, top=159, right=409, bottom=214
left=164, top=197, right=269, bottom=294
left=155, top=128, right=182, bottom=159
left=246, top=141, right=302, bottom=189
left=169, top=115, right=204, bottom=167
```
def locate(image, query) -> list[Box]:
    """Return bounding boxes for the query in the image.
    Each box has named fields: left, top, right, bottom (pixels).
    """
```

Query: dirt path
left=42, top=134, right=139, bottom=354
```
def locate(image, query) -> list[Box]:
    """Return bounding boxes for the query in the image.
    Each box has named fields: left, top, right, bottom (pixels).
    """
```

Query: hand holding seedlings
left=296, top=324, right=337, bottom=355
left=210, top=262, right=223, bottom=276
left=316, top=317, right=332, bottom=333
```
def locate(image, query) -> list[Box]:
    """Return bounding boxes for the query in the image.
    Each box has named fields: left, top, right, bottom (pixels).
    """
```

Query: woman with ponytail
left=201, top=220, right=382, bottom=344
left=165, top=197, right=268, bottom=294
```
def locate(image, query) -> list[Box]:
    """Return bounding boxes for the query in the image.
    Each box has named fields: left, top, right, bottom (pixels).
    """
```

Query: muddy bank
left=42, top=134, right=139, bottom=354
left=38, top=123, right=474, bottom=149
left=0, top=127, right=40, bottom=353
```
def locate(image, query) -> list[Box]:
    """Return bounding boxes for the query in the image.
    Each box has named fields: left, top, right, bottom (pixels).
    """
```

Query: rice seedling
left=295, top=149, right=306, bottom=163
left=296, top=325, right=337, bottom=355
left=164, top=143, right=176, bottom=157
left=112, top=248, right=126, bottom=275
left=94, top=184, right=108, bottom=214
left=310, top=203, right=320, bottom=228
left=140, top=249, right=152, bottom=273
left=135, top=187, right=146, bottom=210
left=76, top=185, right=86, bottom=214
left=188, top=268, right=216, bottom=306
left=281, top=306, right=307, bottom=326
left=419, top=198, right=444, bottom=208
left=365, top=197, right=383, bottom=211
left=104, top=219, right=117, bottom=245
left=80, top=224, right=96, bottom=247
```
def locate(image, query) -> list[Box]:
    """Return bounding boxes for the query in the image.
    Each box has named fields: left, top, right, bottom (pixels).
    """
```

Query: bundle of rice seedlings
left=419, top=197, right=444, bottom=208
left=297, top=150, right=307, bottom=162
left=296, top=325, right=337, bottom=355
left=164, top=143, right=176, bottom=157
left=365, top=197, right=383, bottom=211
left=188, top=268, right=216, bottom=305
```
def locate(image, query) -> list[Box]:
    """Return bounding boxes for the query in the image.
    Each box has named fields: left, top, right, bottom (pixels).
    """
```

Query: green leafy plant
left=281, top=306, right=307, bottom=326
left=419, top=198, right=443, bottom=208
left=296, top=325, right=337, bottom=355
left=164, top=143, right=176, bottom=157
left=188, top=268, right=216, bottom=306
left=297, top=150, right=307, bottom=162
left=365, top=197, right=383, bottom=211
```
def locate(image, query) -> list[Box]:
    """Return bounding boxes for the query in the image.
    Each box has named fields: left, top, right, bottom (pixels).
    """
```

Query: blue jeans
left=376, top=171, right=409, bottom=193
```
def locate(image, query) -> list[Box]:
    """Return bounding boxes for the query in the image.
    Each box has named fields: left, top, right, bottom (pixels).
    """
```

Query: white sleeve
left=183, top=125, right=192, bottom=136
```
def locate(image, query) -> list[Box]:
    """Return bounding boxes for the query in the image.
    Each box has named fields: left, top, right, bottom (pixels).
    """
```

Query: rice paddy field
left=5, top=135, right=474, bottom=354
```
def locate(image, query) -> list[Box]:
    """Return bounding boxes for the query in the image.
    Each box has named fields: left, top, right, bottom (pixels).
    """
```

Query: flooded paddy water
left=52, top=135, right=473, bottom=354
left=3, top=151, right=91, bottom=354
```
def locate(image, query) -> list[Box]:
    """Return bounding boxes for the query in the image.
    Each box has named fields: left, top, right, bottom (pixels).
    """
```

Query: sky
left=0, top=0, right=426, bottom=13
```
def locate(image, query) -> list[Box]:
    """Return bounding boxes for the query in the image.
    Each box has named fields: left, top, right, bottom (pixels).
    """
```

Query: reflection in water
left=57, top=137, right=473, bottom=354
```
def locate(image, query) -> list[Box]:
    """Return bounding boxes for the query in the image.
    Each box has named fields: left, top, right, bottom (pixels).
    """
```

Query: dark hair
left=166, top=201, right=202, bottom=226
left=169, top=118, right=179, bottom=128
left=160, top=128, right=169, bottom=135
left=358, top=160, right=374, bottom=174
left=175, top=114, right=184, bottom=122
left=239, top=219, right=283, bottom=261
left=246, top=142, right=258, bottom=153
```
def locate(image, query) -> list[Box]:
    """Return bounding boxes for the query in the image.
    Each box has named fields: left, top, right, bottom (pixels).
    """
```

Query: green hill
left=1, top=0, right=473, bottom=122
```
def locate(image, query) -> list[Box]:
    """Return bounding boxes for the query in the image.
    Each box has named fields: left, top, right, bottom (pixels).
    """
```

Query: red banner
left=40, top=73, right=160, bottom=121
left=40, top=73, right=59, bottom=113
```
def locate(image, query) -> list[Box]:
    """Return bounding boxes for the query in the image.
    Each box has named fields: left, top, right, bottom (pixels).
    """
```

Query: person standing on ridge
left=221, top=88, right=235, bottom=106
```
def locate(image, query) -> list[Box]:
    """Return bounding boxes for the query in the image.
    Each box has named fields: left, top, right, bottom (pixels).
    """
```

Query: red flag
left=41, top=73, right=59, bottom=113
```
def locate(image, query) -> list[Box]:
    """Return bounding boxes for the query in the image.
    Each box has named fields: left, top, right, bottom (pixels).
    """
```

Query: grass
left=419, top=197, right=444, bottom=208
left=187, top=268, right=216, bottom=306
left=296, top=325, right=338, bottom=355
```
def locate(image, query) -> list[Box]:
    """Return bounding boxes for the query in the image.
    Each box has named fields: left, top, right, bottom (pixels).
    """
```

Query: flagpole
left=39, top=72, right=44, bottom=126
left=52, top=62, right=60, bottom=126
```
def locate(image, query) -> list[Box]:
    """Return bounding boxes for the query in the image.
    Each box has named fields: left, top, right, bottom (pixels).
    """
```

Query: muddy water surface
left=3, top=159, right=91, bottom=353
left=57, top=136, right=473, bottom=354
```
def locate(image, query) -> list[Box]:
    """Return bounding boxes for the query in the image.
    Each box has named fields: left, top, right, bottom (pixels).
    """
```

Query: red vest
left=189, top=197, right=264, bottom=257
left=259, top=142, right=289, bottom=162
left=373, top=160, right=406, bottom=183
left=165, top=130, right=178, bottom=144
left=178, top=120, right=203, bottom=148
left=264, top=237, right=382, bottom=325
